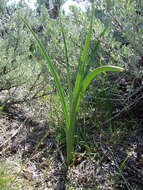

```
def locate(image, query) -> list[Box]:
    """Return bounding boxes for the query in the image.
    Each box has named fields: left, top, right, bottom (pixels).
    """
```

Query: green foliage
left=82, top=0, right=143, bottom=120
left=0, top=0, right=142, bottom=170
left=36, top=0, right=66, bottom=18
left=94, top=0, right=143, bottom=68
left=0, top=5, right=56, bottom=109
left=0, top=161, right=12, bottom=190
left=0, top=0, right=7, bottom=13
left=20, top=5, right=123, bottom=165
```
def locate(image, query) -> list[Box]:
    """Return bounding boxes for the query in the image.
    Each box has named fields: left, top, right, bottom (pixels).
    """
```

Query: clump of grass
left=20, top=4, right=123, bottom=165
left=0, top=161, right=13, bottom=190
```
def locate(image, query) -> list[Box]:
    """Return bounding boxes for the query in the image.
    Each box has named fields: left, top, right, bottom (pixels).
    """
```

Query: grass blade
left=82, top=65, right=124, bottom=93
left=81, top=7, right=95, bottom=65
left=74, top=65, right=123, bottom=117
left=19, top=15, right=70, bottom=127
left=84, top=25, right=108, bottom=78
left=66, top=6, right=95, bottom=164
left=60, top=17, right=73, bottom=109
left=73, top=6, right=95, bottom=101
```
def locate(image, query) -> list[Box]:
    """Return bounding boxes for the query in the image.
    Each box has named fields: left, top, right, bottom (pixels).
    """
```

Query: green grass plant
left=0, top=161, right=13, bottom=190
left=20, top=6, right=123, bottom=165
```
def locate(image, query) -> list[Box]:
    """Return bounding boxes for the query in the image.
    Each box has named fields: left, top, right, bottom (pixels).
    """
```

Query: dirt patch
left=0, top=105, right=143, bottom=189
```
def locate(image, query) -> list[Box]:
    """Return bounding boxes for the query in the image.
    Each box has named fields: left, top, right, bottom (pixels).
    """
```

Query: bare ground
left=0, top=105, right=143, bottom=190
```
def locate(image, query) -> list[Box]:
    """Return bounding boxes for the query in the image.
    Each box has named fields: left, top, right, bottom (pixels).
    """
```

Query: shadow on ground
left=0, top=105, right=143, bottom=189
